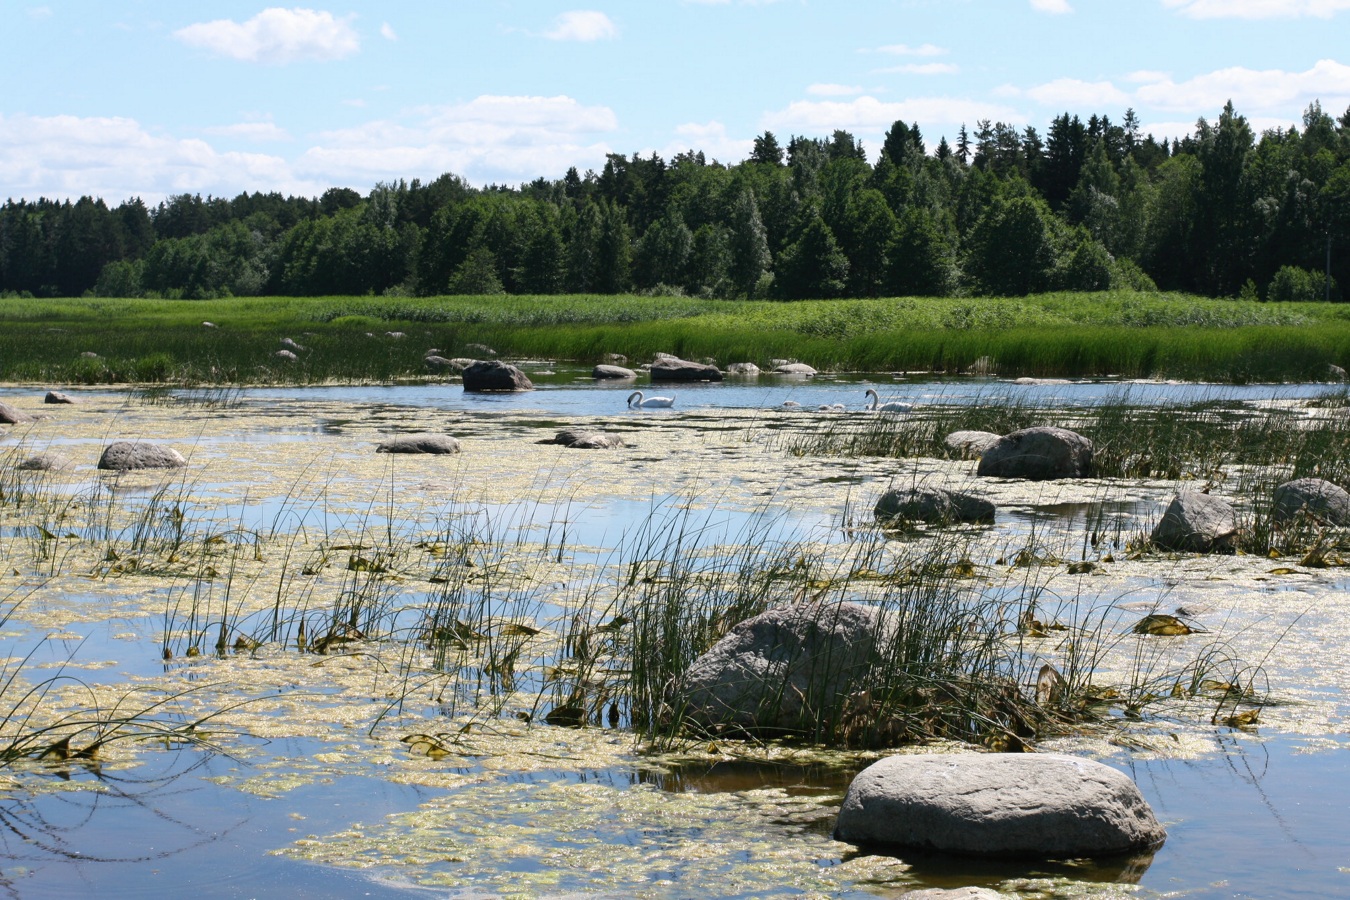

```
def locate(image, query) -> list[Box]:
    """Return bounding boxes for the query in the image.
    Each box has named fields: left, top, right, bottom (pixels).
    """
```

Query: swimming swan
left=627, top=390, right=675, bottom=409
left=865, top=388, right=913, bottom=413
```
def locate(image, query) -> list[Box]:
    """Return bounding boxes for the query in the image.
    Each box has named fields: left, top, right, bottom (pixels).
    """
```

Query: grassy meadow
left=3, top=291, right=1350, bottom=383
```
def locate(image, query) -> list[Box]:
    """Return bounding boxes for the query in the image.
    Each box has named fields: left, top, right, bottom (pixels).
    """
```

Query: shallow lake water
left=1, top=373, right=1349, bottom=898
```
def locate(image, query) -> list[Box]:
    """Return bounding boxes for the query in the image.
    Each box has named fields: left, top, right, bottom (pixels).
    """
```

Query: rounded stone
left=97, top=442, right=187, bottom=471
left=1150, top=491, right=1238, bottom=552
left=592, top=364, right=637, bottom=380
left=773, top=363, right=817, bottom=376
left=874, top=487, right=995, bottom=525
left=462, top=360, right=533, bottom=392
left=976, top=427, right=1093, bottom=481
left=375, top=434, right=461, bottom=454
left=945, top=430, right=1001, bottom=460
left=834, top=753, right=1166, bottom=859
left=1272, top=477, right=1350, bottom=526
left=650, top=358, right=723, bottom=382
left=0, top=402, right=35, bottom=424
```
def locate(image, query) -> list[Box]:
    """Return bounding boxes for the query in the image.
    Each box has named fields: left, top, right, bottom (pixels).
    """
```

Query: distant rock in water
left=977, top=427, right=1093, bottom=481
left=874, top=486, right=995, bottom=525
left=0, top=402, right=35, bottom=424
left=17, top=452, right=74, bottom=472
left=726, top=362, right=760, bottom=376
left=650, top=358, right=723, bottom=382
left=465, top=343, right=496, bottom=356
left=1272, top=477, right=1350, bottom=526
left=44, top=391, right=75, bottom=405
left=772, top=363, right=817, bottom=376
left=541, top=429, right=625, bottom=449
left=592, top=364, right=637, bottom=379
left=423, top=355, right=461, bottom=373
left=375, top=434, right=461, bottom=454
left=462, top=360, right=533, bottom=392
left=944, top=430, right=1000, bottom=459
left=98, top=442, right=187, bottom=471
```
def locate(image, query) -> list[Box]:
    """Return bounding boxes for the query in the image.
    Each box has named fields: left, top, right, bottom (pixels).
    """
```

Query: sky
left=4, top=0, right=1350, bottom=204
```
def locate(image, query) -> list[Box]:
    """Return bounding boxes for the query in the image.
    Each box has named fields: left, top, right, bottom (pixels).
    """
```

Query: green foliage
left=1268, top=265, right=1340, bottom=302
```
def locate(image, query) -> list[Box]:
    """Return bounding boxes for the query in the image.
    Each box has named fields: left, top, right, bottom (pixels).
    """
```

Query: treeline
left=2, top=101, right=1349, bottom=302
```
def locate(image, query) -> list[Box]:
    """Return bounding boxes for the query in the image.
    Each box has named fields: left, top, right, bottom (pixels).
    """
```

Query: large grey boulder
left=678, top=601, right=880, bottom=736
left=0, top=402, right=35, bottom=424
left=726, top=362, right=761, bottom=376
left=462, top=360, right=533, bottom=392
left=875, top=487, right=995, bottom=525
left=592, top=364, right=637, bottom=379
left=1150, top=492, right=1238, bottom=552
left=44, top=391, right=75, bottom=405
left=540, top=429, right=625, bottom=449
left=976, top=427, right=1093, bottom=481
left=1272, top=477, right=1350, bottom=526
left=945, top=430, right=1001, bottom=460
left=772, top=363, right=817, bottom=376
left=423, top=355, right=461, bottom=372
left=97, top=442, right=187, bottom=470
left=834, top=753, right=1166, bottom=859
left=650, top=358, right=723, bottom=382
left=375, top=434, right=461, bottom=454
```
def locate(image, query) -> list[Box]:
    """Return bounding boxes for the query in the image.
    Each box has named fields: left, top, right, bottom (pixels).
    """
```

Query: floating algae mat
left=1, top=384, right=1350, bottom=896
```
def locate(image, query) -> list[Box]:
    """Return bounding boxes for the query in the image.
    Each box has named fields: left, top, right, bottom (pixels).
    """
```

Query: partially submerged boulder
left=650, top=358, right=723, bottom=382
left=44, top=391, right=75, bottom=405
left=1150, top=492, right=1238, bottom=552
left=874, top=487, right=995, bottom=525
left=725, top=362, right=761, bottom=376
left=546, top=429, right=625, bottom=449
left=772, top=363, right=817, bottom=376
left=976, top=427, right=1093, bottom=481
left=97, top=442, right=187, bottom=471
left=17, top=452, right=74, bottom=472
left=678, top=601, right=880, bottom=735
left=944, top=430, right=1001, bottom=460
left=834, top=753, right=1166, bottom=859
left=0, top=402, right=35, bottom=424
left=423, top=355, right=460, bottom=372
left=592, top=364, right=637, bottom=379
left=1272, top=477, right=1350, bottom=526
left=375, top=434, right=461, bottom=454
left=462, top=360, right=533, bottom=392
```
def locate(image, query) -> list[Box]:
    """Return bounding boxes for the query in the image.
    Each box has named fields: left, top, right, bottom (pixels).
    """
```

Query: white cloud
left=1163, top=0, right=1350, bottom=18
left=1030, top=0, right=1073, bottom=12
left=765, top=95, right=1022, bottom=138
left=1026, top=78, right=1132, bottom=108
left=1126, top=70, right=1171, bottom=84
left=27, top=6, right=52, bottom=20
left=659, top=121, right=753, bottom=163
left=868, top=42, right=947, bottom=56
left=203, top=122, right=292, bottom=142
left=876, top=63, right=959, bottom=75
left=808, top=83, right=865, bottom=96
left=380, top=22, right=397, bottom=41
left=173, top=8, right=360, bottom=64
left=544, top=10, right=619, bottom=41
left=1133, top=59, right=1350, bottom=115
left=0, top=113, right=321, bottom=203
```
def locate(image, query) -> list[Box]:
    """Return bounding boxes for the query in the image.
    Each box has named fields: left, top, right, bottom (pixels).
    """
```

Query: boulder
left=202, top=321, right=217, bottom=329
left=375, top=434, right=461, bottom=455
left=44, top=391, right=75, bottom=405
left=17, top=452, right=74, bottom=472
left=540, top=429, right=624, bottom=449
left=423, top=355, right=460, bottom=372
left=462, top=360, right=533, bottom=392
left=0, top=402, right=35, bottom=424
left=1327, top=364, right=1347, bottom=382
left=274, top=349, right=298, bottom=361
left=773, top=363, right=817, bottom=376
left=279, top=337, right=305, bottom=351
left=945, top=430, right=1001, bottom=460
left=726, top=362, right=761, bottom=376
left=650, top=358, right=723, bottom=382
left=465, top=343, right=496, bottom=356
left=604, top=353, right=628, bottom=364
left=97, top=442, right=187, bottom=471
left=976, top=427, right=1093, bottom=481
left=1150, top=492, right=1238, bottom=552
left=1272, top=477, right=1350, bottom=526
left=592, top=364, right=637, bottom=380
left=874, top=487, right=995, bottom=525
left=678, top=601, right=880, bottom=735
left=834, top=753, right=1166, bottom=859
left=385, top=331, right=406, bottom=339
left=79, top=351, right=100, bottom=359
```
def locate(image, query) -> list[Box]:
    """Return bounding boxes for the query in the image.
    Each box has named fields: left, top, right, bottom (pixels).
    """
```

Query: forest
left=2, top=101, right=1348, bottom=304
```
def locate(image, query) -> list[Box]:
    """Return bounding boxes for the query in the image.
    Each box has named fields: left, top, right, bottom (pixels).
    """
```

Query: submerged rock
left=540, top=429, right=625, bottom=449
left=97, top=441, right=187, bottom=470
left=1150, top=492, right=1238, bottom=552
left=678, top=601, right=880, bottom=736
left=1272, top=477, right=1350, bottom=526
left=976, top=427, right=1093, bottom=481
left=725, top=362, right=760, bottom=376
left=874, top=486, right=995, bottom=525
left=375, top=434, right=461, bottom=454
left=650, top=358, right=723, bottom=382
left=834, top=753, right=1166, bottom=859
left=44, top=391, right=75, bottom=405
left=944, top=430, right=1001, bottom=460
left=592, top=364, right=637, bottom=380
left=462, top=360, right=533, bottom=392
left=0, top=402, right=35, bottom=424
left=17, top=452, right=74, bottom=472
left=772, top=363, right=817, bottom=376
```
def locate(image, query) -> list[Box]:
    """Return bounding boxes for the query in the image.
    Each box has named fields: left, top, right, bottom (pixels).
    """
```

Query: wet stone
left=772, top=363, right=817, bottom=376
left=97, top=441, right=187, bottom=470
left=874, top=486, right=995, bottom=525
left=17, top=452, right=74, bottom=472
left=976, top=427, right=1093, bottom=481
left=1150, top=491, right=1238, bottom=553
left=592, top=364, right=637, bottom=380
left=650, top=358, right=723, bottom=382
left=44, top=390, right=75, bottom=405
left=0, top=401, right=35, bottom=424
left=462, top=360, right=533, bottom=392
left=375, top=434, right=461, bottom=455
left=726, top=362, right=761, bottom=376
left=834, top=753, right=1166, bottom=859
left=1272, top=477, right=1350, bottom=526
left=944, top=430, right=1001, bottom=460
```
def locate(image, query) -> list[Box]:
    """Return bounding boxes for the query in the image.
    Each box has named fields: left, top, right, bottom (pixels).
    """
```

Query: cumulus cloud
left=1163, top=0, right=1350, bottom=18
left=380, top=22, right=397, bottom=41
left=1133, top=59, right=1350, bottom=115
left=807, top=83, right=866, bottom=96
left=659, top=121, right=753, bottom=163
left=203, top=121, right=293, bottom=142
left=1026, top=78, right=1132, bottom=108
left=0, top=113, right=321, bottom=202
left=867, top=42, right=947, bottom=56
left=764, top=95, right=1021, bottom=140
left=173, top=8, right=360, bottom=64
left=876, top=63, right=959, bottom=75
left=1030, top=0, right=1073, bottom=12
left=544, top=10, right=619, bottom=41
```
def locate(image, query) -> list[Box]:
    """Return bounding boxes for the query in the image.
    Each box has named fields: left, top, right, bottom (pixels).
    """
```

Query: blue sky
left=4, top=1, right=1350, bottom=203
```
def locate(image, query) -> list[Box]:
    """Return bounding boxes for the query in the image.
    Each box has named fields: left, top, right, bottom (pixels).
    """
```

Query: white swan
left=627, top=390, right=675, bottom=409
left=865, top=388, right=913, bottom=413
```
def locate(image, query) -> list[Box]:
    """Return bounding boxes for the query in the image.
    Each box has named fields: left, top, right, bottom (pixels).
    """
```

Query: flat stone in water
left=375, top=434, right=461, bottom=454
left=835, top=753, right=1166, bottom=859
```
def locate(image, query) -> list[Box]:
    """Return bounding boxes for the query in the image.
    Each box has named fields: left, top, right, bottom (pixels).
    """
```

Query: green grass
left=3, top=292, right=1350, bottom=383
